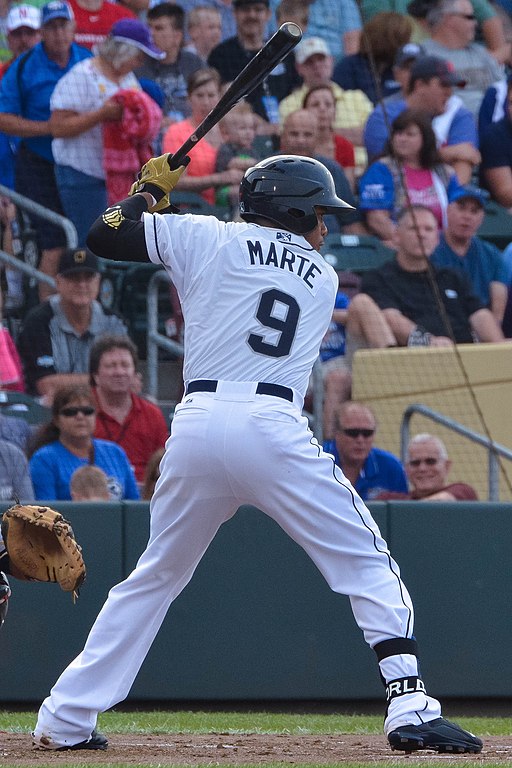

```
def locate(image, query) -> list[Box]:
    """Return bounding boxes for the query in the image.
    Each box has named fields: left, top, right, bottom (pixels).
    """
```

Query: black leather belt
left=186, top=380, right=293, bottom=402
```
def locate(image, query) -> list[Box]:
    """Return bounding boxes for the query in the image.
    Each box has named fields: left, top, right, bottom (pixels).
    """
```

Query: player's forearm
left=87, top=195, right=150, bottom=264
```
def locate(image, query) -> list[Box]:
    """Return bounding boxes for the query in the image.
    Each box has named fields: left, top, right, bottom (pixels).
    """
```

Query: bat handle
left=168, top=148, right=193, bottom=170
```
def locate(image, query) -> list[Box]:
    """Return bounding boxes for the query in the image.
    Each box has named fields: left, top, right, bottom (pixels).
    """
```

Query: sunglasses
left=341, top=428, right=375, bottom=438
left=59, top=406, right=95, bottom=417
left=408, top=457, right=439, bottom=467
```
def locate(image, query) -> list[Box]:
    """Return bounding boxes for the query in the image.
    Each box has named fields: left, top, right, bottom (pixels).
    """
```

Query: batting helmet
left=239, top=155, right=354, bottom=235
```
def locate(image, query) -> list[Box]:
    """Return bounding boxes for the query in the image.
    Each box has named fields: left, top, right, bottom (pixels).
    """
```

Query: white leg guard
left=374, top=639, right=442, bottom=736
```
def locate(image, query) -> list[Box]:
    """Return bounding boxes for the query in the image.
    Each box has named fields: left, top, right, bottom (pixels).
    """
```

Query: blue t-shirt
left=323, top=442, right=408, bottom=501
left=30, top=438, right=139, bottom=501
left=0, top=42, right=92, bottom=162
left=431, top=234, right=507, bottom=306
left=319, top=291, right=350, bottom=362
left=364, top=97, right=478, bottom=162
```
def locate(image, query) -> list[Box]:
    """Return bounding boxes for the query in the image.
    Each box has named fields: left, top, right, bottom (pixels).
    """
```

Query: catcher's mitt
left=1, top=505, right=86, bottom=600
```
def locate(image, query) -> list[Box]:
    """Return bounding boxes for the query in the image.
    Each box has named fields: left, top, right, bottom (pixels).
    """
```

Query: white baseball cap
left=295, top=36, right=330, bottom=65
left=7, top=4, right=41, bottom=32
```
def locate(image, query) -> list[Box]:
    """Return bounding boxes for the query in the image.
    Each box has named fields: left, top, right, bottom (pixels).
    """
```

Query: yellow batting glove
left=129, top=153, right=189, bottom=201
left=149, top=194, right=173, bottom=214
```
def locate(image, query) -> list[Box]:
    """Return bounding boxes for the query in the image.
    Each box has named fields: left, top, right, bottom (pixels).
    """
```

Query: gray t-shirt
left=420, top=38, right=505, bottom=117
left=0, top=440, right=34, bottom=501
left=136, top=51, right=203, bottom=121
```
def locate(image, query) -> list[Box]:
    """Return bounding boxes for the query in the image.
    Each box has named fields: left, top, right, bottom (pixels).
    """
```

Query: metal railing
left=146, top=269, right=184, bottom=400
left=401, top=403, right=512, bottom=501
left=0, top=183, right=78, bottom=290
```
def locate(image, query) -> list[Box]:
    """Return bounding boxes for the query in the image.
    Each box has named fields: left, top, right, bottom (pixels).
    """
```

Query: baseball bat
left=167, top=22, right=303, bottom=170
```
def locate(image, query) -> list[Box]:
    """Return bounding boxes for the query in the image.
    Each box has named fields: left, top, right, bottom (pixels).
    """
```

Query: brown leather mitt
left=1, top=504, right=86, bottom=600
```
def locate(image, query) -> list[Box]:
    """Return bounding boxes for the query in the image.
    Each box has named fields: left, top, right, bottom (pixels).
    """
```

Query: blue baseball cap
left=448, top=185, right=489, bottom=207
left=41, top=0, right=73, bottom=25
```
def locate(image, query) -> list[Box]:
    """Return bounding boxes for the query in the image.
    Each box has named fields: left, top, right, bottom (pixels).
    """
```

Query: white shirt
left=50, top=57, right=140, bottom=179
left=144, top=213, right=338, bottom=398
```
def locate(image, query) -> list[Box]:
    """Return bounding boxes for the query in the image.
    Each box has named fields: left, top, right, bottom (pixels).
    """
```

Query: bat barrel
left=168, top=22, right=303, bottom=169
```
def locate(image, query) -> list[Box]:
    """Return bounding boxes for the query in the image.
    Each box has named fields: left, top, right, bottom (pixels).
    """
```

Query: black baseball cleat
left=57, top=730, right=108, bottom=751
left=33, top=729, right=108, bottom=750
left=388, top=717, right=483, bottom=753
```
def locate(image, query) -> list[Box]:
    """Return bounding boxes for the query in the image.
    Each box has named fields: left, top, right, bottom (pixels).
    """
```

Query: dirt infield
left=3, top=732, right=512, bottom=764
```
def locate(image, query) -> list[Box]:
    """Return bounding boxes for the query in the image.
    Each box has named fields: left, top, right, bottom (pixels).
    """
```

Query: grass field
left=2, top=709, right=511, bottom=735
left=2, top=710, right=511, bottom=768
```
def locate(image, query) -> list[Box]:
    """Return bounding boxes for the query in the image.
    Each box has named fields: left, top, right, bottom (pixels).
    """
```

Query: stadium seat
left=0, top=391, right=50, bottom=424
left=97, top=258, right=175, bottom=359
left=171, top=191, right=230, bottom=221
left=478, top=200, right=512, bottom=250
left=321, top=234, right=396, bottom=273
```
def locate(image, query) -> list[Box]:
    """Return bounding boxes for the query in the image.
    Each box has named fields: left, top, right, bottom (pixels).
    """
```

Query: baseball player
left=32, top=154, right=482, bottom=754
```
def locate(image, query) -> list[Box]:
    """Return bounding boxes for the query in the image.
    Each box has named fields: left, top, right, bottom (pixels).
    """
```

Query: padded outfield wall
left=1, top=502, right=509, bottom=702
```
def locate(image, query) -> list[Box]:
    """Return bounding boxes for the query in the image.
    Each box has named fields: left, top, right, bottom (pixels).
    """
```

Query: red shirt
left=334, top=134, right=355, bottom=170
left=69, top=0, right=135, bottom=50
left=93, top=390, right=169, bottom=483
left=377, top=483, right=478, bottom=501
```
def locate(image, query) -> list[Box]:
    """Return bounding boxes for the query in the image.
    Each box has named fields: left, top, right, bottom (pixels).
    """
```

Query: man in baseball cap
left=17, top=246, right=128, bottom=402
left=41, top=0, right=74, bottom=25
left=364, top=53, right=479, bottom=183
left=394, top=42, right=423, bottom=69
left=57, top=246, right=99, bottom=276
left=0, top=5, right=41, bottom=78
left=294, top=35, right=330, bottom=66
left=279, top=33, right=372, bottom=158
left=430, top=184, right=508, bottom=321
left=409, top=54, right=466, bottom=89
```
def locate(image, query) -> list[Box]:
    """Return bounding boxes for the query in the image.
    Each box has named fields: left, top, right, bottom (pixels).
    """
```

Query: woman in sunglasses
left=28, top=384, right=139, bottom=501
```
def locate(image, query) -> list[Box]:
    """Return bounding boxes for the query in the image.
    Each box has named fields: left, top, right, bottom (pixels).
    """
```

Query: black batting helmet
left=239, top=155, right=354, bottom=235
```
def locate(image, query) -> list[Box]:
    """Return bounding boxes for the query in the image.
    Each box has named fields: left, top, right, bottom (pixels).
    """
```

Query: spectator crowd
left=0, top=0, right=510, bottom=503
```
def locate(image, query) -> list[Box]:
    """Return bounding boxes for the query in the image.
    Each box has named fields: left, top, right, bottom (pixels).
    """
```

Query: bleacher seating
left=477, top=199, right=512, bottom=251
left=321, top=233, right=396, bottom=273
left=0, top=391, right=50, bottom=424
left=171, top=191, right=230, bottom=221
left=98, top=259, right=175, bottom=359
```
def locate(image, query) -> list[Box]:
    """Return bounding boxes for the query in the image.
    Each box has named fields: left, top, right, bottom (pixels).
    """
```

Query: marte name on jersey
left=246, top=239, right=323, bottom=289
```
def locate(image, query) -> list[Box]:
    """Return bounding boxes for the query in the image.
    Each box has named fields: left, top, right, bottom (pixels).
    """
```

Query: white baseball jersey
left=144, top=213, right=338, bottom=399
